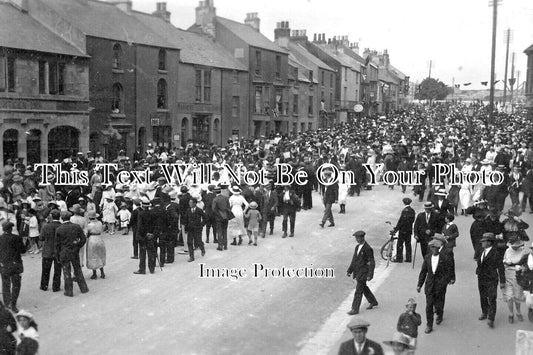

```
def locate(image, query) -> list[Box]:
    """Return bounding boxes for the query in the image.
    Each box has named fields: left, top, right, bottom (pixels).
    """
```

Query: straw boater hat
left=16, top=310, right=33, bottom=321
left=435, top=188, right=447, bottom=197
left=480, top=232, right=496, bottom=242
left=249, top=201, right=258, bottom=209
left=383, top=332, right=415, bottom=350
left=231, top=186, right=241, bottom=194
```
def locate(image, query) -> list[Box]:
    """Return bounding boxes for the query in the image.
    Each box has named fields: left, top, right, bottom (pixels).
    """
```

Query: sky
left=131, top=0, right=533, bottom=91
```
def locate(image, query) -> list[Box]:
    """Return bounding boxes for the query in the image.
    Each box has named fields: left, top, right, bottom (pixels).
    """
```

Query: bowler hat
left=346, top=317, right=370, bottom=330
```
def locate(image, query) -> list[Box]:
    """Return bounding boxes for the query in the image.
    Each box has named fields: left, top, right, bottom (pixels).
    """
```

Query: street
left=17, top=186, right=524, bottom=354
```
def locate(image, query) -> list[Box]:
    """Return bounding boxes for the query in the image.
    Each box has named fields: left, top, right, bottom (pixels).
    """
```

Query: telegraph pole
left=488, top=0, right=500, bottom=124
left=510, top=52, right=515, bottom=110
left=428, top=60, right=432, bottom=79
left=503, top=28, right=511, bottom=104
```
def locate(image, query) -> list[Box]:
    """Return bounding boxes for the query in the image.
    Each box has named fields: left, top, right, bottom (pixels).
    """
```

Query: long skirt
left=86, top=234, right=106, bottom=270
left=228, top=206, right=246, bottom=237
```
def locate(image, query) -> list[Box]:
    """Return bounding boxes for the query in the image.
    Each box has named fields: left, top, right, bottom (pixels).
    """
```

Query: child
left=396, top=298, right=421, bottom=353
left=117, top=202, right=131, bottom=235
left=101, top=197, right=118, bottom=235
left=27, top=209, right=40, bottom=254
left=16, top=310, right=39, bottom=345
left=245, top=201, right=262, bottom=246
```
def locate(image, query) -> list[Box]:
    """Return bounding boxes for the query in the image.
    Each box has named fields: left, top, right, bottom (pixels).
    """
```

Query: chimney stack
left=275, top=21, right=290, bottom=48
left=245, top=12, right=260, bottom=32
left=195, top=0, right=217, bottom=38
left=153, top=2, right=171, bottom=23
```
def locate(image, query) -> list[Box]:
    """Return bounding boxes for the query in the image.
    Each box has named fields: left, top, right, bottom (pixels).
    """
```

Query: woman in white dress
left=228, top=186, right=249, bottom=246
left=86, top=211, right=106, bottom=279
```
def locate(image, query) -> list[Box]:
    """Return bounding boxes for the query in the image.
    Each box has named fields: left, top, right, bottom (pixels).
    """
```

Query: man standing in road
left=347, top=230, right=378, bottom=315
left=319, top=168, right=338, bottom=228
left=134, top=197, right=157, bottom=274
left=0, top=222, right=25, bottom=312
left=39, top=209, right=62, bottom=292
left=417, top=239, right=454, bottom=334
left=212, top=186, right=231, bottom=251
left=55, top=211, right=88, bottom=297
left=476, top=232, right=506, bottom=328
left=338, top=318, right=384, bottom=355
left=392, top=198, right=416, bottom=263
left=413, top=202, right=440, bottom=258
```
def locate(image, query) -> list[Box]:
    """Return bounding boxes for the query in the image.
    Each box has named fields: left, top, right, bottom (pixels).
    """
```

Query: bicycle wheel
left=380, top=240, right=392, bottom=260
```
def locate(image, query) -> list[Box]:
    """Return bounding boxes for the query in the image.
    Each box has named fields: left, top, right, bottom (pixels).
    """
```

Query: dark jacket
left=39, top=220, right=62, bottom=259
left=0, top=232, right=25, bottom=275
left=417, top=252, right=453, bottom=294
left=183, top=207, right=206, bottom=232
left=322, top=182, right=339, bottom=204
left=203, top=191, right=216, bottom=216
left=54, top=222, right=86, bottom=263
left=212, top=194, right=231, bottom=222
left=137, top=208, right=154, bottom=242
left=394, top=206, right=415, bottom=234
left=413, top=211, right=440, bottom=241
left=337, top=338, right=384, bottom=355
left=261, top=189, right=279, bottom=216
left=476, top=247, right=505, bottom=287
left=442, top=222, right=459, bottom=248
left=347, top=242, right=375, bottom=281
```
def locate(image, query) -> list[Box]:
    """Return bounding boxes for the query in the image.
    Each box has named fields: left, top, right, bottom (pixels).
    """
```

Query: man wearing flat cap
left=413, top=202, right=440, bottom=258
left=338, top=318, right=383, bottom=355
left=392, top=198, right=416, bottom=263
left=476, top=232, right=505, bottom=328
left=347, top=231, right=378, bottom=315
left=417, top=238, right=454, bottom=333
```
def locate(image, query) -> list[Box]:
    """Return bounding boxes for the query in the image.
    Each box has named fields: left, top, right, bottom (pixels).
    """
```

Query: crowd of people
left=0, top=102, right=532, bottom=353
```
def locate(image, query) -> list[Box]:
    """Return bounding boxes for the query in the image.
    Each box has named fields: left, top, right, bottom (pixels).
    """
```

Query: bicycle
left=380, top=221, right=398, bottom=267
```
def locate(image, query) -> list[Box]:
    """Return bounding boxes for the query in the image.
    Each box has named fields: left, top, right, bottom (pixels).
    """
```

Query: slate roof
left=215, top=17, right=287, bottom=54
left=288, top=53, right=314, bottom=83
left=39, top=0, right=179, bottom=49
left=0, top=2, right=87, bottom=57
left=525, top=43, right=533, bottom=53
left=310, top=43, right=360, bottom=71
left=289, top=43, right=334, bottom=72
left=133, top=12, right=246, bottom=71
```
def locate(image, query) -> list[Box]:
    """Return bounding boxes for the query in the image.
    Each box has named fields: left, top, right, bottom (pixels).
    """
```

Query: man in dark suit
left=202, top=185, right=217, bottom=243
left=337, top=318, right=384, bottom=355
left=413, top=202, right=440, bottom=258
left=134, top=197, right=157, bottom=274
left=0, top=222, right=25, bottom=312
left=476, top=232, right=506, bottom=328
left=55, top=211, right=88, bottom=297
left=320, top=169, right=339, bottom=228
left=150, top=197, right=170, bottom=268
left=212, top=186, right=231, bottom=251
left=129, top=198, right=142, bottom=259
left=183, top=198, right=206, bottom=262
left=279, top=184, right=300, bottom=238
left=417, top=239, right=454, bottom=334
left=347, top=230, right=378, bottom=315
left=432, top=188, right=452, bottom=231
left=260, top=183, right=278, bottom=237
left=392, top=197, right=416, bottom=262
left=178, top=186, right=192, bottom=253
left=39, top=210, right=62, bottom=292
left=164, top=192, right=180, bottom=263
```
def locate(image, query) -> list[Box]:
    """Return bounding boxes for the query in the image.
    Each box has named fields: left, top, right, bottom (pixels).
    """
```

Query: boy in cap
left=347, top=231, right=378, bottom=315
left=396, top=298, right=421, bottom=350
left=245, top=201, right=261, bottom=246
left=417, top=239, right=454, bottom=333
left=338, top=318, right=384, bottom=355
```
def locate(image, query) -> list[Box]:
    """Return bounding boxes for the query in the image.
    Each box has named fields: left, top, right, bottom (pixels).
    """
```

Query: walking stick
left=412, top=241, right=418, bottom=269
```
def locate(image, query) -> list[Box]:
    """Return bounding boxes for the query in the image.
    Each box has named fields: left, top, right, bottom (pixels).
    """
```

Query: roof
left=39, top=0, right=179, bottom=49
left=288, top=43, right=335, bottom=72
left=133, top=12, right=246, bottom=71
left=288, top=53, right=313, bottom=83
left=388, top=64, right=406, bottom=80
left=310, top=43, right=360, bottom=71
left=0, top=3, right=87, bottom=57
left=525, top=43, right=533, bottom=53
left=215, top=17, right=287, bottom=54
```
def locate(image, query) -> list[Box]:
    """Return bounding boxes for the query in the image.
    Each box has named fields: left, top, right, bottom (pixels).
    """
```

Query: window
left=321, top=71, right=324, bottom=86
left=111, top=83, right=123, bottom=113
left=308, top=122, right=313, bottom=131
left=344, top=67, right=347, bottom=81
left=1, top=56, right=16, bottom=92
left=157, top=79, right=167, bottom=109
left=158, top=49, right=166, bottom=70
left=343, top=87, right=347, bottom=101
left=255, top=50, right=261, bottom=75
left=232, top=96, right=240, bottom=118
left=38, top=61, right=46, bottom=94
left=355, top=89, right=359, bottom=101
left=293, top=94, right=298, bottom=114
left=330, top=93, right=333, bottom=111
left=203, top=70, right=211, bottom=102
left=3, top=129, right=18, bottom=165
left=263, top=86, right=270, bottom=112
left=48, top=62, right=65, bottom=95
left=195, top=70, right=202, bottom=102
left=275, top=55, right=281, bottom=79
left=233, top=70, right=238, bottom=84
left=293, top=67, right=298, bottom=79
left=254, top=87, right=262, bottom=113
left=330, top=73, right=334, bottom=88
left=275, top=88, right=282, bottom=115
left=308, top=95, right=313, bottom=115
left=113, top=43, right=121, bottom=69
left=309, top=70, right=313, bottom=82
left=153, top=126, right=171, bottom=148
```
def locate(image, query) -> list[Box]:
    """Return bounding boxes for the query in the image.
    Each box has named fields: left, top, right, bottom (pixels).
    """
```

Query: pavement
left=12, top=185, right=527, bottom=354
